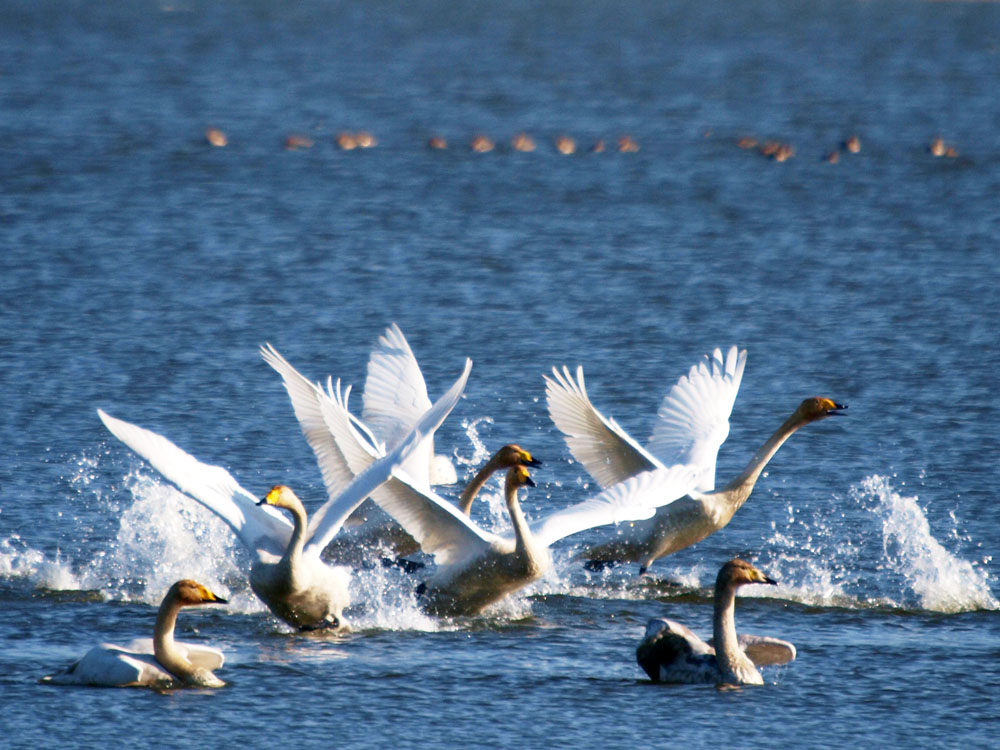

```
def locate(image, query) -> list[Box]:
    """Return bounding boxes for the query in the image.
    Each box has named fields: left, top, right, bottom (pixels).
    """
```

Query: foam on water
left=757, top=474, right=998, bottom=613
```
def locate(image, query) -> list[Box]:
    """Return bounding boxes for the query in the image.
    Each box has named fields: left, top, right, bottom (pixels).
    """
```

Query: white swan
left=407, top=464, right=698, bottom=616
left=545, top=347, right=846, bottom=572
left=261, top=342, right=540, bottom=560
left=44, top=579, right=228, bottom=688
left=96, top=357, right=471, bottom=631
left=635, top=559, right=795, bottom=685
left=319, top=386, right=700, bottom=615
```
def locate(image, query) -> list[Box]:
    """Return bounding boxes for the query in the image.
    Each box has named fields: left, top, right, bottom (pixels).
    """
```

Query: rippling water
left=2, top=1, right=999, bottom=748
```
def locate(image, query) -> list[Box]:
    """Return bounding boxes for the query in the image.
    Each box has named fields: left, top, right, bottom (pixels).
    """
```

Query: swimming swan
left=545, top=347, right=846, bottom=572
left=636, top=559, right=795, bottom=685
left=96, top=357, right=471, bottom=631
left=44, top=579, right=228, bottom=688
left=261, top=342, right=540, bottom=560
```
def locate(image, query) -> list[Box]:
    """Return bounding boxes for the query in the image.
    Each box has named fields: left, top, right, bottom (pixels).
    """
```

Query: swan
left=545, top=347, right=846, bottom=573
left=261, top=341, right=541, bottom=560
left=96, top=357, right=471, bottom=631
left=319, top=385, right=700, bottom=615
left=43, top=579, right=228, bottom=688
left=636, top=559, right=795, bottom=685
left=406, top=464, right=699, bottom=616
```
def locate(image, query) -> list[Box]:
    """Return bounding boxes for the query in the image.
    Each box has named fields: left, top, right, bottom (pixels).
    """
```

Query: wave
left=753, top=474, right=997, bottom=613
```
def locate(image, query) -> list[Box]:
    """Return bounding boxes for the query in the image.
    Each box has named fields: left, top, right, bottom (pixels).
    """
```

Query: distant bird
left=285, top=134, right=314, bottom=151
left=336, top=132, right=358, bottom=150
left=928, top=137, right=946, bottom=157
left=428, top=136, right=448, bottom=150
left=555, top=135, right=576, bottom=155
left=545, top=347, right=846, bottom=572
left=355, top=131, right=377, bottom=148
left=44, top=580, right=228, bottom=688
left=96, top=357, right=470, bottom=631
left=512, top=132, right=536, bottom=152
left=204, top=128, right=227, bottom=147
left=823, top=150, right=840, bottom=164
left=636, top=559, right=795, bottom=685
left=617, top=135, right=640, bottom=152
left=842, top=134, right=861, bottom=154
left=591, top=139, right=606, bottom=153
left=470, top=134, right=494, bottom=153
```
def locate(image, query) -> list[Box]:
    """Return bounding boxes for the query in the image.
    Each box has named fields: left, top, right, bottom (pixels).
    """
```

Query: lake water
left=2, top=0, right=999, bottom=747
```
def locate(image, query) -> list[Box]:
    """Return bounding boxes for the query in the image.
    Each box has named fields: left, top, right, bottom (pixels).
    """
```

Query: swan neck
left=725, top=410, right=805, bottom=498
left=458, top=460, right=499, bottom=516
left=505, top=482, right=533, bottom=554
left=153, top=593, right=193, bottom=680
left=712, top=584, right=742, bottom=673
left=282, top=497, right=309, bottom=564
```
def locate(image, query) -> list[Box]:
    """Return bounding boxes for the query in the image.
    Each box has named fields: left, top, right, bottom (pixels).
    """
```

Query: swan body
left=44, top=580, right=227, bottom=688
left=262, top=340, right=540, bottom=560
left=636, top=559, right=794, bottom=686
left=97, top=356, right=471, bottom=631
left=545, top=348, right=846, bottom=572
left=321, top=418, right=699, bottom=617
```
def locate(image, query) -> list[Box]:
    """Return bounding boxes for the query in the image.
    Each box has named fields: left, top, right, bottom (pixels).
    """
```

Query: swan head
left=170, top=579, right=228, bottom=607
left=506, top=465, right=536, bottom=490
left=492, top=444, right=542, bottom=469
left=718, top=559, right=776, bottom=589
left=258, top=485, right=303, bottom=511
left=795, top=397, right=847, bottom=423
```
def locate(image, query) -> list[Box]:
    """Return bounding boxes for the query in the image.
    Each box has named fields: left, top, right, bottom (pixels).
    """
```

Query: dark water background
left=2, top=1, right=999, bottom=748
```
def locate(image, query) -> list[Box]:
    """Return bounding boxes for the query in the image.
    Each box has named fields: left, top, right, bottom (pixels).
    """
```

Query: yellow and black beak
left=826, top=402, right=848, bottom=416
left=523, top=455, right=542, bottom=468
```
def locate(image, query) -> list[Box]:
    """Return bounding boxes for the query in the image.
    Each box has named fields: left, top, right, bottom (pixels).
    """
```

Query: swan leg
left=380, top=556, right=426, bottom=574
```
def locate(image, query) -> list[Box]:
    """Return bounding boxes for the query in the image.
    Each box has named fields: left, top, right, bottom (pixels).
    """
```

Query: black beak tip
left=527, top=457, right=543, bottom=468
left=256, top=497, right=267, bottom=506
left=525, top=477, right=537, bottom=488
left=828, top=402, right=848, bottom=415
left=213, top=596, right=229, bottom=605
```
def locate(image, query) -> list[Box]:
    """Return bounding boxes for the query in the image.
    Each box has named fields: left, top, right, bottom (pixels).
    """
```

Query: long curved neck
left=505, top=483, right=534, bottom=556
left=458, top=459, right=502, bottom=515
left=153, top=594, right=194, bottom=680
left=712, top=583, right=745, bottom=680
left=281, top=499, right=309, bottom=565
left=721, top=410, right=808, bottom=504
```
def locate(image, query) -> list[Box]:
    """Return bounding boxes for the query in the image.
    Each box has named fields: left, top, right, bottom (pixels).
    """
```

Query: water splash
left=757, top=474, right=997, bottom=613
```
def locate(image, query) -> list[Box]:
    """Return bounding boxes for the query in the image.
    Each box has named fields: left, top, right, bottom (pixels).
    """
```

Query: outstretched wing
left=646, top=346, right=747, bottom=492
left=545, top=365, right=660, bottom=488
left=312, top=363, right=495, bottom=565
left=362, top=323, right=436, bottom=488
left=363, top=468, right=498, bottom=566
left=530, top=464, right=699, bottom=548
left=302, top=358, right=473, bottom=556
left=97, top=409, right=292, bottom=561
left=261, top=343, right=379, bottom=503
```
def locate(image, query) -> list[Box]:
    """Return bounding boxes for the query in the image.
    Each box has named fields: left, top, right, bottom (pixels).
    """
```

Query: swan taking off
left=320, top=402, right=699, bottom=616
left=636, top=559, right=795, bottom=686
left=262, top=340, right=540, bottom=560
left=545, top=347, right=846, bottom=572
left=44, top=579, right=228, bottom=688
left=96, top=356, right=471, bottom=631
